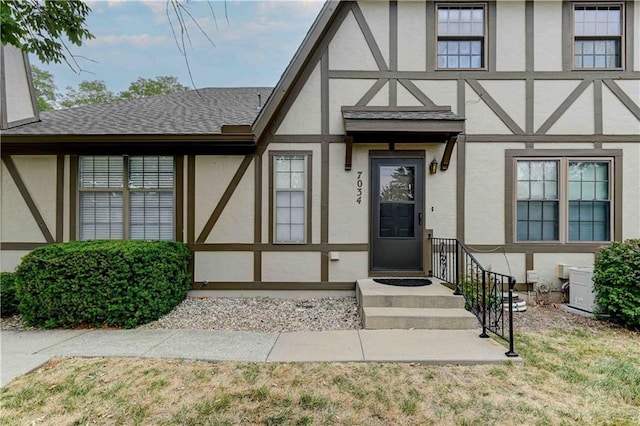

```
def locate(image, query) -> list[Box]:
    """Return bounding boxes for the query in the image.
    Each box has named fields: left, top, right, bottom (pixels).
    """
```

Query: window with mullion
left=274, top=155, right=308, bottom=244
left=573, top=4, right=622, bottom=69
left=516, top=161, right=560, bottom=241
left=78, top=155, right=174, bottom=241
left=437, top=4, right=485, bottom=69
left=568, top=161, right=610, bottom=241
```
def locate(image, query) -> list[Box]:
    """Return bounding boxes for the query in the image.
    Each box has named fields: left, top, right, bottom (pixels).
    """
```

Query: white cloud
left=87, top=34, right=173, bottom=48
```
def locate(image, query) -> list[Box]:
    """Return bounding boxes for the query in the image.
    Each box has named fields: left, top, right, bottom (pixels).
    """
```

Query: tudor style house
left=2, top=1, right=639, bottom=300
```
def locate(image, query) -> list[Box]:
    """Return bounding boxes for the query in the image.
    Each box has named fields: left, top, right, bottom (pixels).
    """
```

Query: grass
left=1, top=325, right=639, bottom=425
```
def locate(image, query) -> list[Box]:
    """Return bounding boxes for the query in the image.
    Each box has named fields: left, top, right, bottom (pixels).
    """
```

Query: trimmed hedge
left=1, top=272, right=19, bottom=317
left=593, top=239, right=640, bottom=329
left=15, top=240, right=191, bottom=329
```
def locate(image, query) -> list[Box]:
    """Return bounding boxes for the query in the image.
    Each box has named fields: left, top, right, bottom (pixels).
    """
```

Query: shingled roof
left=2, top=87, right=273, bottom=136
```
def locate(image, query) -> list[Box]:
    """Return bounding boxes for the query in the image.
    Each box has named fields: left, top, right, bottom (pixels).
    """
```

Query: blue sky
left=34, top=0, right=325, bottom=93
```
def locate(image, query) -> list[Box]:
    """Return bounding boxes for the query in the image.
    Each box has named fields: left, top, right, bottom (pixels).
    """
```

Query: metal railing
left=430, top=237, right=518, bottom=357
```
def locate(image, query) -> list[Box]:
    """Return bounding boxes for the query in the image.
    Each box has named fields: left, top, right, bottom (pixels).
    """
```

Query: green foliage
left=31, top=65, right=57, bottom=111
left=15, top=240, right=191, bottom=329
left=593, top=239, right=640, bottom=328
left=60, top=80, right=116, bottom=108
left=119, top=76, right=189, bottom=100
left=1, top=272, right=19, bottom=316
left=0, top=0, right=93, bottom=71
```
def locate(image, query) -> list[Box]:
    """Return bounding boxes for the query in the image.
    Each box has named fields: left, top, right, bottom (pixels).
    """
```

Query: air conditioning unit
left=557, top=263, right=571, bottom=279
left=568, top=267, right=596, bottom=313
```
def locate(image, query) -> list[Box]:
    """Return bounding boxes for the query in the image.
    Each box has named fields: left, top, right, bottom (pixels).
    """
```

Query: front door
left=370, top=157, right=424, bottom=271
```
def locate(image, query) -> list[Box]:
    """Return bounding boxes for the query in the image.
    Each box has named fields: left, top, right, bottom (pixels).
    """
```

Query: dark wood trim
left=466, top=79, right=525, bottom=134
left=505, top=148, right=623, bottom=158
left=23, top=52, right=40, bottom=122
left=525, top=0, right=534, bottom=72
left=398, top=79, right=439, bottom=108
left=526, top=78, right=534, bottom=134
left=191, top=281, right=356, bottom=291
left=55, top=155, right=64, bottom=242
left=1, top=242, right=49, bottom=250
left=602, top=79, right=640, bottom=120
left=561, top=0, right=572, bottom=72
left=525, top=252, right=533, bottom=271
left=196, top=155, right=254, bottom=243
left=425, top=1, right=436, bottom=72
left=0, top=45, right=7, bottom=130
left=345, top=136, right=353, bottom=171
left=1, top=155, right=54, bottom=243
left=321, top=251, right=329, bottom=282
left=321, top=51, right=329, bottom=136
left=271, top=135, right=346, bottom=143
left=356, top=79, right=389, bottom=107
left=328, top=70, right=640, bottom=79
left=187, top=155, right=195, bottom=244
left=613, top=151, right=623, bottom=242
left=467, top=244, right=610, bottom=254
left=389, top=1, right=398, bottom=72
left=440, top=136, right=457, bottom=171
left=351, top=1, right=389, bottom=71
left=626, top=1, right=635, bottom=73
left=254, top=251, right=262, bottom=282
left=175, top=155, right=184, bottom=242
left=188, top=243, right=369, bottom=252
left=369, top=150, right=425, bottom=158
left=488, top=0, right=497, bottom=72
left=457, top=79, right=465, bottom=117
left=536, top=79, right=592, bottom=134
left=594, top=79, right=603, bottom=135
left=321, top=141, right=329, bottom=244
left=456, top=135, right=466, bottom=240
left=69, top=156, right=77, bottom=241
left=389, top=78, right=397, bottom=107
left=307, top=154, right=314, bottom=243
left=467, top=134, right=640, bottom=143
left=254, top=153, right=262, bottom=246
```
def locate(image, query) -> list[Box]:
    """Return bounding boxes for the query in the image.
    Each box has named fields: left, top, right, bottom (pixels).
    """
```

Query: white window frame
left=515, top=157, right=613, bottom=244
left=272, top=153, right=310, bottom=244
left=78, top=155, right=175, bottom=241
left=436, top=3, right=488, bottom=70
left=572, top=2, right=625, bottom=70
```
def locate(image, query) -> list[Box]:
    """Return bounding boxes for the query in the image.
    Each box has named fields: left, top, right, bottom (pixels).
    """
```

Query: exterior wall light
left=429, top=157, right=438, bottom=175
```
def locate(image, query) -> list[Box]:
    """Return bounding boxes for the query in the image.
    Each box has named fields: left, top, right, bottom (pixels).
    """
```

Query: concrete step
left=362, top=307, right=480, bottom=330
left=357, top=278, right=466, bottom=309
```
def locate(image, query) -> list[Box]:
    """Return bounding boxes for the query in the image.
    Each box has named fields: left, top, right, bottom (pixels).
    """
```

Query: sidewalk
left=1, top=328, right=522, bottom=387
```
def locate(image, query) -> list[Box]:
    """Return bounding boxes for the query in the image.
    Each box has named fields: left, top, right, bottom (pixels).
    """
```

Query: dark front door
left=370, top=157, right=424, bottom=271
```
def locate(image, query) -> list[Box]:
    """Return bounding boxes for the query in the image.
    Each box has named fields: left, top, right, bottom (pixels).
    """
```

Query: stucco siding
left=411, top=80, right=458, bottom=113
left=496, top=0, right=526, bottom=72
left=465, top=82, right=512, bottom=134
left=358, top=1, right=389, bottom=66
left=534, top=252, right=595, bottom=290
left=262, top=252, right=322, bottom=282
left=533, top=1, right=562, bottom=71
left=397, top=1, right=426, bottom=71
left=328, top=251, right=368, bottom=282
left=329, top=10, right=379, bottom=71
left=547, top=85, right=594, bottom=135
left=276, top=62, right=322, bottom=135
left=471, top=252, right=526, bottom=284
left=194, top=252, right=254, bottom=282
left=479, top=80, right=526, bottom=131
left=0, top=250, right=30, bottom=272
left=329, top=79, right=380, bottom=134
left=533, top=80, right=581, bottom=132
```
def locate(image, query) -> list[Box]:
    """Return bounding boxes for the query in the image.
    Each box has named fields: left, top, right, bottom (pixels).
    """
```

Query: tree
left=119, top=76, right=189, bottom=100
left=60, top=80, right=116, bottom=108
left=0, top=0, right=94, bottom=72
left=31, top=65, right=57, bottom=111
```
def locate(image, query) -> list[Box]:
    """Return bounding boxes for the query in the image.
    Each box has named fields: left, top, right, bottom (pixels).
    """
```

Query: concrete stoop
left=357, top=278, right=480, bottom=330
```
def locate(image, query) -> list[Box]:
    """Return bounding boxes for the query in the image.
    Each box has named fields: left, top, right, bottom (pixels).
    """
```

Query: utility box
left=569, top=267, right=596, bottom=313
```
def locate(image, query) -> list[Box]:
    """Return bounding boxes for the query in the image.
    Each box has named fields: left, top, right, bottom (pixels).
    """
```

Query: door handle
left=418, top=212, right=423, bottom=226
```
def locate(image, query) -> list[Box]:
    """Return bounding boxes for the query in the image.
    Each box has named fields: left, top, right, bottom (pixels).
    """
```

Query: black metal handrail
left=430, top=237, right=518, bottom=357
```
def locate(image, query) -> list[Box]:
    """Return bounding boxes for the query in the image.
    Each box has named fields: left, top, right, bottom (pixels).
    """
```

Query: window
left=516, top=159, right=611, bottom=243
left=437, top=4, right=485, bottom=69
left=273, top=154, right=308, bottom=243
left=573, top=4, right=623, bottom=69
left=79, top=156, right=174, bottom=241
left=517, top=161, right=559, bottom=241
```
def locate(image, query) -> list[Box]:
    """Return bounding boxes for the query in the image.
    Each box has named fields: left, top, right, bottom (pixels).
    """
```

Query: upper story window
left=573, top=4, right=623, bottom=69
left=79, top=156, right=174, bottom=241
left=273, top=154, right=309, bottom=244
left=437, top=4, right=486, bottom=69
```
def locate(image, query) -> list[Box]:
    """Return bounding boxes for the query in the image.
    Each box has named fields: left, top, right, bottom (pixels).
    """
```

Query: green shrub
left=15, top=240, right=191, bottom=329
left=1, top=272, right=19, bottom=316
left=593, top=239, right=640, bottom=329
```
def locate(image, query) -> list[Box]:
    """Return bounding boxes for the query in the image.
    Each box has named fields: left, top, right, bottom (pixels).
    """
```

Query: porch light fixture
left=429, top=157, right=438, bottom=175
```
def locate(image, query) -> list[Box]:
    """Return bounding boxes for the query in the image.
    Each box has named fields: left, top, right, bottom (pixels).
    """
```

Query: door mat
left=372, top=278, right=432, bottom=287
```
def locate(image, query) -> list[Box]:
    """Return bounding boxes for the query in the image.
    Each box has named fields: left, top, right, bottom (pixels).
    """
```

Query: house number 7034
left=356, top=171, right=363, bottom=204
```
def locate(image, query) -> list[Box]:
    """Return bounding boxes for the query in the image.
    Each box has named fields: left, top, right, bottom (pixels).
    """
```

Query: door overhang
left=342, top=106, right=464, bottom=171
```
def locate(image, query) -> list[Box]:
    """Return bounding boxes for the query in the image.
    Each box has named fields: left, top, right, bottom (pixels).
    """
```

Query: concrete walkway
left=1, top=328, right=522, bottom=387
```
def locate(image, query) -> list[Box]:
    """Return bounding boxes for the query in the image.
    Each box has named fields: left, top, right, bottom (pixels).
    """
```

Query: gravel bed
left=1, top=296, right=362, bottom=333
